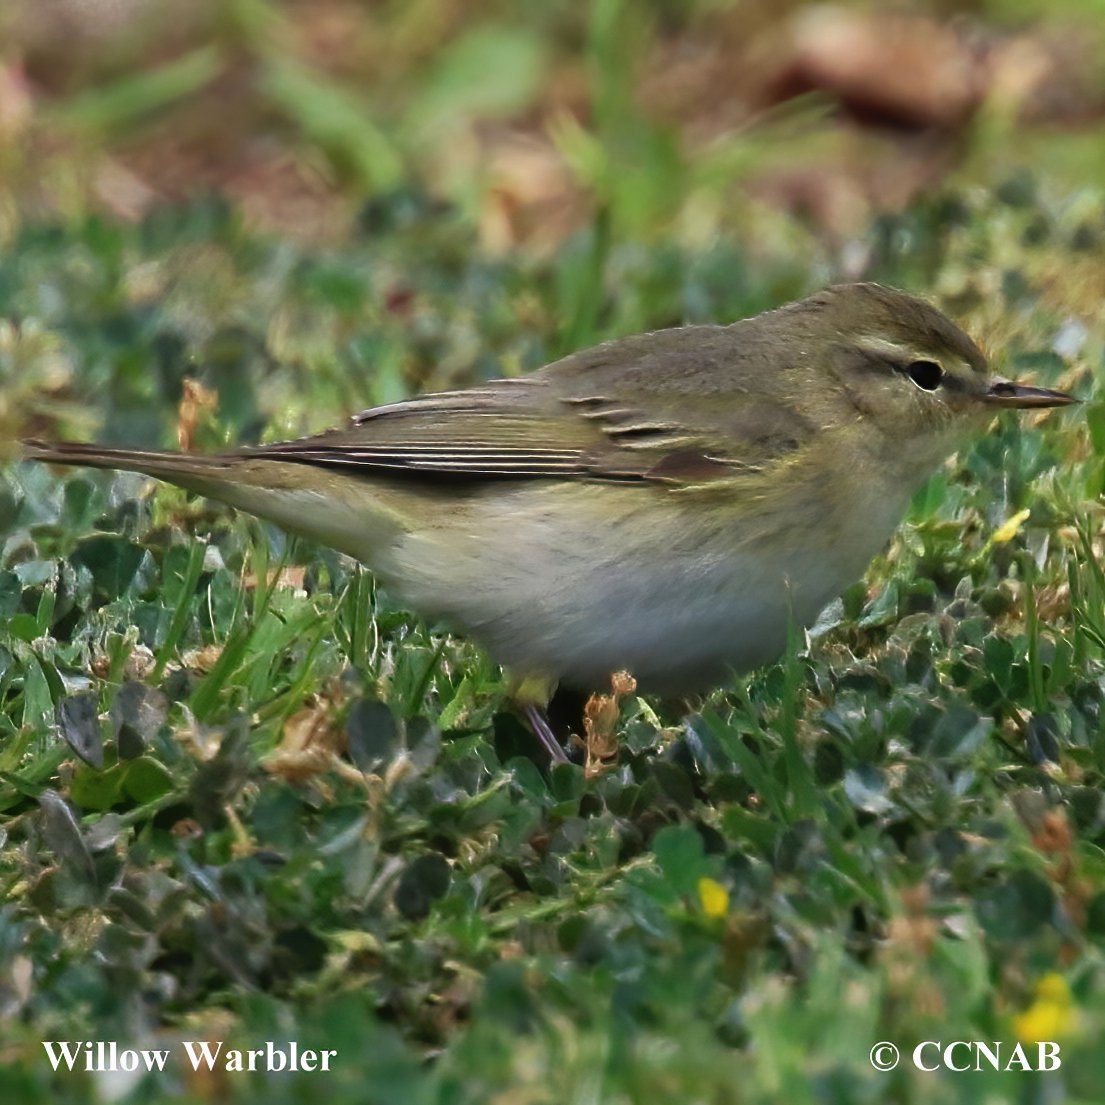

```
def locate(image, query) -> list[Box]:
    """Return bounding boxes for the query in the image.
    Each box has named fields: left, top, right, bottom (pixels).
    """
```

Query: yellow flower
left=991, top=509, right=1032, bottom=545
left=1013, top=973, right=1076, bottom=1043
left=1035, top=974, right=1072, bottom=1005
left=697, top=877, right=729, bottom=919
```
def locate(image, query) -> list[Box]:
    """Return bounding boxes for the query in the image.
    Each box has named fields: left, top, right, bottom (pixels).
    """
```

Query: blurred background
left=3, top=0, right=1105, bottom=244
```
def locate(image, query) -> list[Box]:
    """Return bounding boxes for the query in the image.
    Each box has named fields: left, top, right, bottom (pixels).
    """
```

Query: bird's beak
left=984, top=380, right=1078, bottom=409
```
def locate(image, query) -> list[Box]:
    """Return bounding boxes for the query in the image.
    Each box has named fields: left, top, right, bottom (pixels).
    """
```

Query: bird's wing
left=243, top=325, right=814, bottom=488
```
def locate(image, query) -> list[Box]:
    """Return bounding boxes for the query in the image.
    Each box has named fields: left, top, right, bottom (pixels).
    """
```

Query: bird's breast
left=380, top=471, right=914, bottom=692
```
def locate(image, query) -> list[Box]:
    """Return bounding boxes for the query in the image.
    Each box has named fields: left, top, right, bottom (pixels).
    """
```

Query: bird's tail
left=21, top=438, right=402, bottom=563
left=21, top=439, right=237, bottom=491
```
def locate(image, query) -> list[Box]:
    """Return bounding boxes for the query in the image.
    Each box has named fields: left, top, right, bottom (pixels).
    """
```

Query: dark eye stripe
left=937, top=372, right=969, bottom=394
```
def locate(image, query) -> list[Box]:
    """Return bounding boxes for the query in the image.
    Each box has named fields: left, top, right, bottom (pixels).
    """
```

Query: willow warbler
left=23, top=283, right=1075, bottom=760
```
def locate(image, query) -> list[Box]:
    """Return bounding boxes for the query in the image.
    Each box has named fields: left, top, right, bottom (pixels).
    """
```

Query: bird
left=23, top=283, right=1076, bottom=762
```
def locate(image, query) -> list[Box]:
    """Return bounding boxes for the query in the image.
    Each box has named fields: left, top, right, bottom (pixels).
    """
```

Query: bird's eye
left=905, top=359, right=944, bottom=392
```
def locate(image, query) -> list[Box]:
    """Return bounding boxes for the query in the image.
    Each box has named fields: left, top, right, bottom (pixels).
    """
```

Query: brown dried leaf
left=242, top=565, right=307, bottom=593
left=176, top=377, right=218, bottom=452
left=581, top=670, right=636, bottom=777
left=263, top=697, right=364, bottom=787
left=179, top=643, right=223, bottom=673
left=478, top=128, right=587, bottom=255
left=768, top=7, right=984, bottom=131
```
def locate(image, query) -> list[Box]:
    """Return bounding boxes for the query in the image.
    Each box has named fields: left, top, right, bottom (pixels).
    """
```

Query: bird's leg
left=508, top=672, right=569, bottom=764
left=523, top=703, right=569, bottom=764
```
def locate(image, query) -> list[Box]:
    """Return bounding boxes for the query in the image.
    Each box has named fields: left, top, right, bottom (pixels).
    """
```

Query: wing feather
left=238, top=325, right=813, bottom=488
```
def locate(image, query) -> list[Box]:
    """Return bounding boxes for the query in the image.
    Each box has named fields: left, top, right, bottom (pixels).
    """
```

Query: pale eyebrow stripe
left=852, top=335, right=923, bottom=360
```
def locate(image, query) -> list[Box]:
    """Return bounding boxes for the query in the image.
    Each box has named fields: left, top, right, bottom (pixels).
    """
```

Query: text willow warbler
left=24, top=283, right=1075, bottom=761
